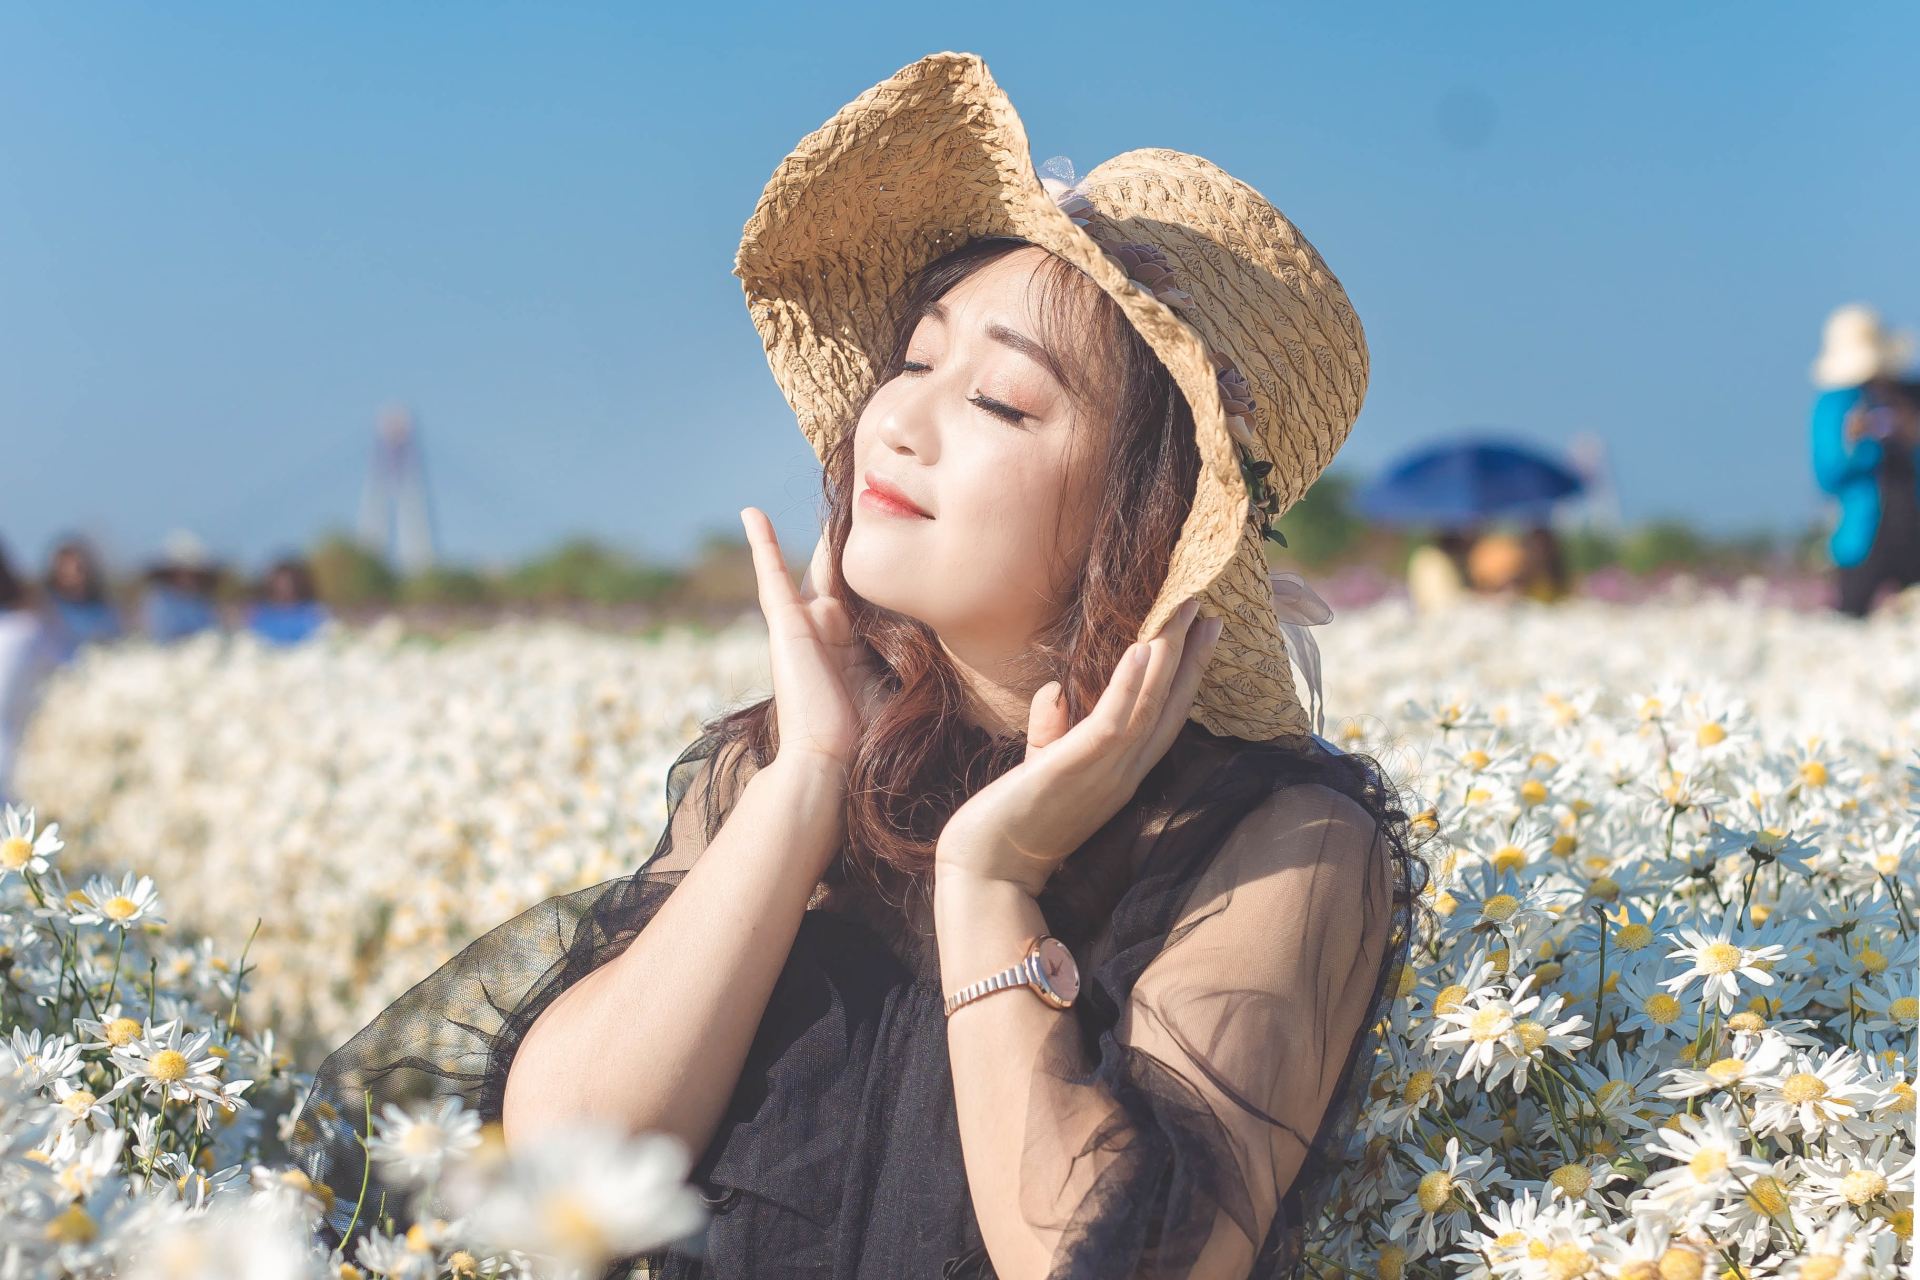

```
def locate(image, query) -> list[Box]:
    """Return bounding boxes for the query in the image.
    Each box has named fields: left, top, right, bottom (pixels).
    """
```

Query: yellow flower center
left=1520, top=780, right=1548, bottom=806
left=1548, top=1164, right=1591, bottom=1196
left=1610, top=923, right=1651, bottom=952
left=1795, top=1258, right=1841, bottom=1280
left=1433, top=985, right=1468, bottom=1016
left=150, top=1049, right=190, bottom=1083
left=1727, top=1011, right=1765, bottom=1033
left=447, top=1252, right=479, bottom=1279
left=1616, top=1264, right=1659, bottom=1280
left=1744, top=1175, right=1789, bottom=1217
left=1462, top=750, right=1491, bottom=771
left=1552, top=832, right=1578, bottom=856
left=1491, top=845, right=1527, bottom=873
left=1657, top=1246, right=1705, bottom=1280
left=1888, top=1208, right=1910, bottom=1239
left=1643, top=993, right=1681, bottom=1024
left=1889, top=996, right=1918, bottom=1024
left=1855, top=947, right=1888, bottom=975
left=61, top=1090, right=97, bottom=1116
left=1469, top=1007, right=1512, bottom=1041
left=401, top=1123, right=444, bottom=1156
left=1596, top=1080, right=1628, bottom=1107
left=101, top=896, right=139, bottom=921
left=1402, top=1070, right=1436, bottom=1104
left=1514, top=1020, right=1548, bottom=1053
left=539, top=1192, right=609, bottom=1258
left=1375, top=1243, right=1406, bottom=1280
left=1705, top=1057, right=1748, bottom=1086
left=106, top=1018, right=141, bottom=1046
left=1695, top=723, right=1727, bottom=746
left=1839, top=1169, right=1887, bottom=1204
left=1544, top=1243, right=1594, bottom=1279
left=1797, top=761, right=1829, bottom=787
left=0, top=836, right=33, bottom=870
left=44, top=1205, right=95, bottom=1245
left=1781, top=1072, right=1828, bottom=1104
left=1586, top=876, right=1618, bottom=901
left=1700, top=942, right=1743, bottom=974
left=1481, top=893, right=1520, bottom=923
left=1465, top=787, right=1493, bottom=805
left=1432, top=891, right=1458, bottom=916
left=1415, top=1170, right=1454, bottom=1212
left=1688, top=1148, right=1728, bottom=1181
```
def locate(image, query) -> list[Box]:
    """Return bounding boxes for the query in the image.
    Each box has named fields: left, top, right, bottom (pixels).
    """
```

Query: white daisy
left=0, top=1026, right=85, bottom=1091
left=366, top=1095, right=484, bottom=1186
left=67, top=871, right=166, bottom=931
left=1382, top=1134, right=1506, bottom=1260
left=1660, top=917, right=1789, bottom=1016
left=445, top=1125, right=708, bottom=1277
left=1639, top=1101, right=1771, bottom=1214
left=99, top=1018, right=252, bottom=1128
left=1745, top=1046, right=1882, bottom=1142
left=0, top=804, right=63, bottom=879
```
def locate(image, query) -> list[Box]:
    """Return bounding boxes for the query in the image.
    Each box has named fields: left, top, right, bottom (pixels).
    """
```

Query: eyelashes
left=897, top=360, right=1031, bottom=425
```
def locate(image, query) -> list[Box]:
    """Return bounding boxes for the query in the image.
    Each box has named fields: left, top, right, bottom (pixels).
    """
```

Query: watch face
left=1035, top=937, right=1080, bottom=1004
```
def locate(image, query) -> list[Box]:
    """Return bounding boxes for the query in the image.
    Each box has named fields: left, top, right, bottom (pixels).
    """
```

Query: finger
left=1124, top=599, right=1202, bottom=746
left=1080, top=634, right=1155, bottom=753
left=1026, top=681, right=1070, bottom=754
left=1139, top=612, right=1222, bottom=766
left=741, top=508, right=806, bottom=633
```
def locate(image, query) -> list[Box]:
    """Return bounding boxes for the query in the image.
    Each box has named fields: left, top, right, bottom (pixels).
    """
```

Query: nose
left=873, top=370, right=944, bottom=464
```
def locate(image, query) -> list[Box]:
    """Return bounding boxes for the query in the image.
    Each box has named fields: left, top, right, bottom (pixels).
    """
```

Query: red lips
left=862, top=471, right=932, bottom=518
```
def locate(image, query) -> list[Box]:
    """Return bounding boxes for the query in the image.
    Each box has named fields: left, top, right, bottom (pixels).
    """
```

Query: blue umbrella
left=1356, top=436, right=1585, bottom=527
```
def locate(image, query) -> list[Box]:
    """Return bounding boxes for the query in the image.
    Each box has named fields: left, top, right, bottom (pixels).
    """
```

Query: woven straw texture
left=732, top=51, right=1368, bottom=741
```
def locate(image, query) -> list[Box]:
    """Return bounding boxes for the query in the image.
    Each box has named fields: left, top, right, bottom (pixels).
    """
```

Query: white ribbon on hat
left=1270, top=572, right=1333, bottom=738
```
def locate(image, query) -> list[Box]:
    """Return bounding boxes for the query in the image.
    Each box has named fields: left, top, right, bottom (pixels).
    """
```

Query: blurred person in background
left=42, top=535, right=122, bottom=664
left=1466, top=527, right=1528, bottom=594
left=139, top=530, right=224, bottom=642
left=0, top=540, right=58, bottom=803
left=1518, top=523, right=1569, bottom=602
left=1810, top=303, right=1920, bottom=618
left=1405, top=527, right=1476, bottom=613
left=246, top=555, right=330, bottom=646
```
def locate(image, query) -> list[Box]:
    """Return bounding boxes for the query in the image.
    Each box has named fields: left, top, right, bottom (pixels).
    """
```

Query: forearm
left=936, top=864, right=1114, bottom=1280
left=503, top=754, right=846, bottom=1160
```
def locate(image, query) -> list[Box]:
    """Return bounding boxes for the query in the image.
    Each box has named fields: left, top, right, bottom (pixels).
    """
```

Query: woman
left=41, top=535, right=122, bottom=665
left=290, top=53, right=1426, bottom=1280
left=246, top=555, right=331, bottom=646
left=1808, top=303, right=1920, bottom=617
left=0, top=540, right=58, bottom=803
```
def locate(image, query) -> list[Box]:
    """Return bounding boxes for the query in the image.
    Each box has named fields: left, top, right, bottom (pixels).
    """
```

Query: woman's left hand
left=933, top=598, right=1225, bottom=897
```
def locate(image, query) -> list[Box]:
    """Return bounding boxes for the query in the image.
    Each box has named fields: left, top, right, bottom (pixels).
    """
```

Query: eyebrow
left=918, top=300, right=1071, bottom=392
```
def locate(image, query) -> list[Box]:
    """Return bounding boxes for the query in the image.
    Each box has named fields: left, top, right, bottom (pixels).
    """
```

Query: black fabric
left=287, top=718, right=1422, bottom=1279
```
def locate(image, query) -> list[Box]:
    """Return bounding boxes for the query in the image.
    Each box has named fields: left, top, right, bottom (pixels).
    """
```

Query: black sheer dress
left=288, top=718, right=1420, bottom=1279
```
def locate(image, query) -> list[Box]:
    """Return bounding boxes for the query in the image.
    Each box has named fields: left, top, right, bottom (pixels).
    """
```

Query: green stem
left=342, top=1089, right=376, bottom=1247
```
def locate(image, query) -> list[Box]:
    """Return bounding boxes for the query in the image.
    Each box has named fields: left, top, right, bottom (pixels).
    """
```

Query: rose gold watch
left=943, top=935, right=1081, bottom=1017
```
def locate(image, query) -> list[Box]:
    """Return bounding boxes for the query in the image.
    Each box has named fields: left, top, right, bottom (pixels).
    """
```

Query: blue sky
left=3, top=2, right=1914, bottom=575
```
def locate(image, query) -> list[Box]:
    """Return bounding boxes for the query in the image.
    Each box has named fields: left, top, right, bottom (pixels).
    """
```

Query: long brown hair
left=707, top=236, right=1207, bottom=895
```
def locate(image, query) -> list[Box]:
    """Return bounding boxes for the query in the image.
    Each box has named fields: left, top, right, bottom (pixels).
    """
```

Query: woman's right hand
left=741, top=507, right=885, bottom=778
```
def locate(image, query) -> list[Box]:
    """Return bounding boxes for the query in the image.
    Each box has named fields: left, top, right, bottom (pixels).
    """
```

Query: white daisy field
left=2, top=586, right=1915, bottom=1277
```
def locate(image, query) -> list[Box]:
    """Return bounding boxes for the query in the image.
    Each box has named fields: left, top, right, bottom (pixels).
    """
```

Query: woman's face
left=843, top=247, right=1108, bottom=688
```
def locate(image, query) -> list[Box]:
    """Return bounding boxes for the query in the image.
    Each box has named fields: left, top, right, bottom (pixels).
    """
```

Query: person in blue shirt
left=246, top=555, right=331, bottom=646
left=42, top=536, right=123, bottom=665
left=139, top=531, right=225, bottom=642
left=1809, top=304, right=1920, bottom=617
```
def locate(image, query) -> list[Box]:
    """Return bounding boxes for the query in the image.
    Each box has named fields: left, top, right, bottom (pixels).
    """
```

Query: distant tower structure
left=358, top=405, right=439, bottom=573
left=1565, top=431, right=1621, bottom=532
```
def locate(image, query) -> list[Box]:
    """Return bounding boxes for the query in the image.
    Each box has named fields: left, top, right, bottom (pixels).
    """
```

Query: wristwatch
left=943, top=935, right=1081, bottom=1017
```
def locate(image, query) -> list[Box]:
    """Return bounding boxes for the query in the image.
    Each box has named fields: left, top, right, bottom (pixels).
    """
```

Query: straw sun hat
left=732, top=51, right=1368, bottom=741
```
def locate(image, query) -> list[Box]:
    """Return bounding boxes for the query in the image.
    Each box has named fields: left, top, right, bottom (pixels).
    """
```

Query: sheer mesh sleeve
left=283, top=724, right=761, bottom=1250
left=1022, top=741, right=1420, bottom=1280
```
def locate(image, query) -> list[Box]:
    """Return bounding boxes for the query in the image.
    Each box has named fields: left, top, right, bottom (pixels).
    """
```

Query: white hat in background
left=1812, top=303, right=1916, bottom=389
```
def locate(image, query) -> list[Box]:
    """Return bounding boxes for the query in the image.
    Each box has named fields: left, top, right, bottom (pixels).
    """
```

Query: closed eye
left=899, top=360, right=1031, bottom=425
